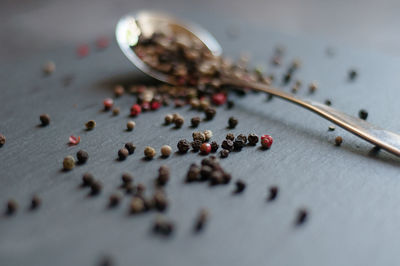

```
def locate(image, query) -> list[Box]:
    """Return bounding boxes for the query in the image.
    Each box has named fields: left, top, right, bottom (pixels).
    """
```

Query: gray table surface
left=2, top=2, right=400, bottom=266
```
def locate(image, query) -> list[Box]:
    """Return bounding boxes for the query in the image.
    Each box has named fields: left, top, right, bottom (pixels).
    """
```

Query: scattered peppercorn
left=30, top=195, right=41, bottom=210
left=160, top=145, right=172, bottom=157
left=295, top=208, right=308, bottom=225
left=121, top=173, right=133, bottom=186
left=359, top=109, right=368, bottom=120
left=164, top=114, right=173, bottom=125
left=233, top=139, right=245, bottom=151
left=118, top=148, right=129, bottom=160
left=112, top=107, right=120, bottom=116
left=283, top=73, right=291, bottom=84
left=335, top=136, right=343, bottom=146
left=63, top=156, right=75, bottom=170
left=309, top=82, right=318, bottom=93
left=157, top=165, right=170, bottom=186
left=6, top=199, right=18, bottom=215
left=235, top=180, right=246, bottom=193
left=153, top=190, right=168, bottom=211
left=194, top=208, right=209, bottom=232
left=221, top=140, right=234, bottom=152
left=204, top=107, right=216, bottom=120
left=191, top=116, right=201, bottom=127
left=210, top=141, right=219, bottom=152
left=236, top=134, right=247, bottom=144
left=82, top=172, right=95, bottom=187
left=228, top=117, right=238, bottom=129
left=130, top=104, right=141, bottom=116
left=0, top=134, right=5, bottom=146
left=248, top=134, right=259, bottom=145
left=174, top=115, right=184, bottom=128
left=39, top=114, right=50, bottom=126
left=186, top=164, right=200, bottom=182
left=226, top=133, right=235, bottom=141
left=109, top=192, right=122, bottom=207
left=126, top=120, right=136, bottom=131
left=193, top=131, right=206, bottom=142
left=203, top=130, right=213, bottom=141
left=325, top=99, right=332, bottom=106
left=177, top=139, right=190, bottom=153
left=200, top=143, right=212, bottom=155
left=114, top=85, right=124, bottom=97
left=268, top=186, right=278, bottom=201
left=103, top=98, right=113, bottom=110
left=130, top=197, right=145, bottom=213
left=98, top=255, right=114, bottom=266
left=261, top=135, right=273, bottom=149
left=90, top=180, right=102, bottom=195
left=191, top=140, right=202, bottom=152
left=153, top=216, right=174, bottom=236
left=76, top=150, right=89, bottom=164
left=328, top=125, right=336, bottom=131
left=125, top=142, right=136, bottom=154
left=42, top=61, right=55, bottom=75
left=349, top=69, right=357, bottom=80
left=141, top=147, right=155, bottom=160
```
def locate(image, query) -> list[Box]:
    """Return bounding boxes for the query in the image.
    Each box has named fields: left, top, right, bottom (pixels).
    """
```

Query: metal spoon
left=116, top=10, right=400, bottom=157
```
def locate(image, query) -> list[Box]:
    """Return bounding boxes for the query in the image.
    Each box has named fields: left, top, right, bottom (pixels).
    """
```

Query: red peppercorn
left=77, top=44, right=89, bottom=58
left=261, top=135, right=273, bottom=149
left=200, top=143, right=212, bottom=155
left=151, top=101, right=161, bottom=110
left=130, top=104, right=142, bottom=116
left=103, top=98, right=113, bottom=110
left=211, top=93, right=227, bottom=106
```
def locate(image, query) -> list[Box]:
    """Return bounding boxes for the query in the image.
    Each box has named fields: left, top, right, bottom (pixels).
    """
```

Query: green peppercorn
left=63, top=155, right=75, bottom=170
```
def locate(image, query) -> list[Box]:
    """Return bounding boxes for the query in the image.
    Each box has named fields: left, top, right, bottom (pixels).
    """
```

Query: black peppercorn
left=325, top=99, right=332, bottom=106
left=220, top=149, right=229, bottom=158
left=228, top=117, right=238, bottom=129
left=222, top=172, right=232, bottom=184
left=30, top=195, right=41, bottom=210
left=76, top=150, right=89, bottom=164
left=210, top=141, right=219, bottom=152
left=236, top=134, right=247, bottom=144
left=227, top=100, right=234, bottom=109
left=125, top=142, right=136, bottom=154
left=296, top=208, right=308, bottom=225
left=90, top=180, right=102, bottom=195
left=82, top=172, right=94, bottom=187
left=136, top=183, right=146, bottom=194
left=282, top=73, right=291, bottom=84
left=191, top=140, right=202, bottom=152
left=204, top=107, right=216, bottom=120
left=226, top=133, right=235, bottom=141
left=233, top=139, right=245, bottom=151
left=174, top=115, right=184, bottom=128
left=349, top=69, right=357, bottom=80
left=268, top=186, right=278, bottom=201
left=98, top=255, right=114, bottom=266
left=248, top=134, right=259, bottom=145
left=118, top=148, right=129, bottom=160
left=177, top=139, right=190, bottom=153
left=109, top=193, right=122, bottom=207
left=191, top=116, right=201, bottom=127
left=0, top=134, right=5, bottom=146
left=210, top=171, right=223, bottom=185
left=358, top=109, right=368, bottom=120
left=156, top=165, right=170, bottom=186
left=200, top=165, right=213, bottom=181
left=39, top=114, right=50, bottom=126
left=121, top=173, right=133, bottom=186
left=153, top=190, right=168, bottom=211
left=221, top=140, right=234, bottom=152
left=335, top=136, right=343, bottom=146
left=153, top=216, right=174, bottom=236
left=186, top=164, right=200, bottom=182
left=235, top=180, right=246, bottom=193
left=194, top=208, right=209, bottom=232
left=6, top=199, right=18, bottom=215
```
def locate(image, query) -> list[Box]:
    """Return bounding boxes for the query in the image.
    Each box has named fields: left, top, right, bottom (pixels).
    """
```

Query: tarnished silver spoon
left=116, top=10, right=400, bottom=157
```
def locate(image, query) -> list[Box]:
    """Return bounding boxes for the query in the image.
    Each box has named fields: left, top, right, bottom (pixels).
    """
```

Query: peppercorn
left=221, top=140, right=234, bottom=152
left=283, top=73, right=291, bottom=84
left=268, top=186, right=278, bottom=201
left=76, top=150, right=89, bottom=164
left=328, top=125, right=336, bottom=131
left=204, top=107, right=216, bottom=120
left=124, top=183, right=135, bottom=194
left=38, top=114, right=51, bottom=127
left=248, top=134, right=259, bottom=145
left=30, top=195, right=41, bottom=210
left=203, top=130, right=213, bottom=141
left=136, top=183, right=146, bottom=194
left=98, top=255, right=114, bottom=266
left=192, top=131, right=206, bottom=142
left=125, top=142, right=136, bottom=154
left=0, top=134, right=5, bottom=146
left=226, top=133, right=235, bottom=141
left=130, top=197, right=145, bottom=213
left=335, top=136, right=343, bottom=146
left=118, top=148, right=129, bottom=160
left=153, top=216, right=174, bottom=236
left=82, top=172, right=94, bottom=187
left=190, top=99, right=200, bottom=109
left=85, top=120, right=96, bottom=130
left=194, top=208, right=209, bottom=232
left=186, top=164, right=200, bottom=182
left=6, top=199, right=18, bottom=215
left=191, top=116, right=201, bottom=127
left=157, top=165, right=170, bottom=186
left=200, top=143, right=212, bottom=155
left=235, top=180, right=246, bottom=193
left=227, top=100, right=234, bottom=109
left=90, top=180, right=102, bottom=195
left=126, top=121, right=136, bottom=131
left=260, top=135, right=273, bottom=149
left=177, top=139, right=190, bottom=153
left=144, top=146, right=156, bottom=159
left=233, top=139, right=245, bottom=151
left=200, top=165, right=213, bottom=181
left=210, top=171, right=223, bottom=185
left=359, top=109, right=368, bottom=120
left=63, top=156, right=75, bottom=170
left=325, top=99, right=332, bottom=106
left=164, top=114, right=173, bottom=125
left=130, top=104, right=141, bottom=116
left=210, top=141, right=219, bottom=153
left=112, top=107, right=120, bottom=116
left=160, top=145, right=172, bottom=157
left=153, top=190, right=168, bottom=211
left=174, top=115, right=184, bottom=128
left=309, top=82, right=318, bottom=93
left=121, top=173, right=133, bottom=186
left=109, top=192, right=122, bottom=207
left=291, top=86, right=299, bottom=93
left=191, top=140, right=202, bottom=152
left=223, top=172, right=232, bottom=184
left=42, top=61, right=55, bottom=75
left=103, top=98, right=113, bottom=110
left=295, top=208, right=308, bottom=225
left=114, top=85, right=124, bottom=97
left=236, top=134, right=247, bottom=144
left=349, top=69, right=357, bottom=80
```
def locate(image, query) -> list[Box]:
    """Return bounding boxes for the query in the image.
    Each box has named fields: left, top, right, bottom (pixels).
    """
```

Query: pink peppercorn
left=130, top=104, right=142, bottom=116
left=212, top=93, right=227, bottom=106
left=200, top=143, right=212, bottom=155
left=77, top=44, right=90, bottom=58
left=261, top=135, right=273, bottom=149
left=151, top=101, right=161, bottom=110
left=103, top=98, right=113, bottom=110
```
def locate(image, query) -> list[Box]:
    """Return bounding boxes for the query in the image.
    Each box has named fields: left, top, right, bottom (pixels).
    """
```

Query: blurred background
left=2, top=0, right=400, bottom=63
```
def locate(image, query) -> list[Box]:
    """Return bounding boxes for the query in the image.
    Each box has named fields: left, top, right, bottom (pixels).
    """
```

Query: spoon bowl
left=115, top=10, right=222, bottom=83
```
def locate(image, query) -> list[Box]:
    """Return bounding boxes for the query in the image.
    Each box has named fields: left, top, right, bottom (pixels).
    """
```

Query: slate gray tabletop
left=2, top=3, right=400, bottom=266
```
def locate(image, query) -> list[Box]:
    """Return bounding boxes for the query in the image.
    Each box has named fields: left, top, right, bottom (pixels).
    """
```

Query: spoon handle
left=225, top=78, right=400, bottom=157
